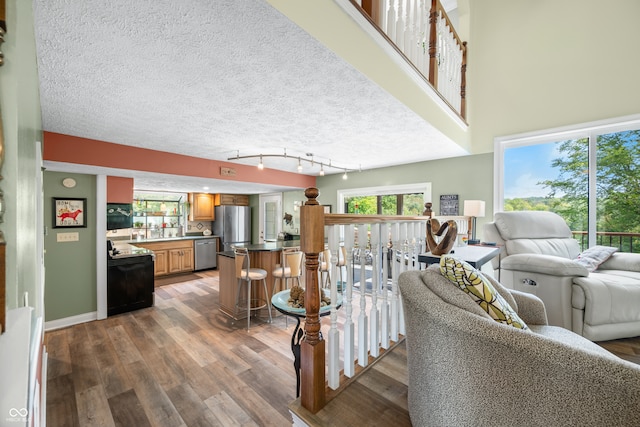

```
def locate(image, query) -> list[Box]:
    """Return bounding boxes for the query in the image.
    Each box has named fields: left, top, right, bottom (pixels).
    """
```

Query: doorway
left=259, top=193, right=282, bottom=243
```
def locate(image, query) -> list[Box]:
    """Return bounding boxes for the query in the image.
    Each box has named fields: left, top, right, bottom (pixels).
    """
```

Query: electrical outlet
left=57, top=232, right=79, bottom=242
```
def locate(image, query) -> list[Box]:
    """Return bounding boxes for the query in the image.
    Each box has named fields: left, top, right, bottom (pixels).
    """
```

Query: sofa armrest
left=509, top=289, right=548, bottom=325
left=598, top=252, right=640, bottom=272
left=502, top=253, right=589, bottom=277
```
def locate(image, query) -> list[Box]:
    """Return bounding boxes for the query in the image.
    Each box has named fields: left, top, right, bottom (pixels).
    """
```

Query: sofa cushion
left=494, top=211, right=572, bottom=240
left=506, top=238, right=581, bottom=259
left=440, top=256, right=528, bottom=330
left=574, top=246, right=618, bottom=272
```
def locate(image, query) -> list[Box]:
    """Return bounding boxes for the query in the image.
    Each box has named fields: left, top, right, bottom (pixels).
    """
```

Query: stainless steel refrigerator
left=213, top=205, right=251, bottom=252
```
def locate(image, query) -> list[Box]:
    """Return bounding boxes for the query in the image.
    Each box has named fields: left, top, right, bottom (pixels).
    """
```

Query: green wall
left=43, top=172, right=97, bottom=321
left=0, top=0, right=43, bottom=315
left=310, top=152, right=493, bottom=238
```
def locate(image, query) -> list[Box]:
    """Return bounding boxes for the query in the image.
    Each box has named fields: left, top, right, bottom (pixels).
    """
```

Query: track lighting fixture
left=227, top=149, right=351, bottom=176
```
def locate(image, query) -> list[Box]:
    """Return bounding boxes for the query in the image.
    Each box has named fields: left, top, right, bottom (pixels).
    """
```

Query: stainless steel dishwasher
left=194, top=238, right=217, bottom=270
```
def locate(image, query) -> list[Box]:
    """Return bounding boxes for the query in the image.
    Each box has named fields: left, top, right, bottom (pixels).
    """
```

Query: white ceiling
left=34, top=0, right=467, bottom=194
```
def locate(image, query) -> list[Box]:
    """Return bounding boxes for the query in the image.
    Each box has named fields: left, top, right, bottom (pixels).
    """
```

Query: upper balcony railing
left=356, top=0, right=467, bottom=120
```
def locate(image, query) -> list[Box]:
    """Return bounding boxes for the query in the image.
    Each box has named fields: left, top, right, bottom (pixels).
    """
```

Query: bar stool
left=234, top=248, right=272, bottom=331
left=320, top=249, right=331, bottom=288
left=272, top=248, right=303, bottom=292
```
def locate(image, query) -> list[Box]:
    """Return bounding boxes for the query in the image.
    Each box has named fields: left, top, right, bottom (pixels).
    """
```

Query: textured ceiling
left=34, top=0, right=467, bottom=193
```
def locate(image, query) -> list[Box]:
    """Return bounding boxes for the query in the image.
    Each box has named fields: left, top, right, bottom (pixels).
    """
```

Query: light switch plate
left=57, top=232, right=79, bottom=242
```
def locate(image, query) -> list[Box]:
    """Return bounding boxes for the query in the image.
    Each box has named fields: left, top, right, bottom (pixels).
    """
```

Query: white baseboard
left=44, top=312, right=97, bottom=331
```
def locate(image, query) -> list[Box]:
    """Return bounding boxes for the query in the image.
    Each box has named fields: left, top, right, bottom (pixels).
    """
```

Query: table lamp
left=463, top=200, right=485, bottom=245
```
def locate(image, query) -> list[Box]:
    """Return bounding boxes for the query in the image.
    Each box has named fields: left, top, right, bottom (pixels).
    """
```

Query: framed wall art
left=53, top=197, right=87, bottom=228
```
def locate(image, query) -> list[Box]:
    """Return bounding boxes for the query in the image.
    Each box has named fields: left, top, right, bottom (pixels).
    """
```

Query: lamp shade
left=463, top=200, right=485, bottom=218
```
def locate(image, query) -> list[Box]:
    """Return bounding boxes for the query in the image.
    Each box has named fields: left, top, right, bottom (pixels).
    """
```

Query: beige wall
left=468, top=0, right=640, bottom=153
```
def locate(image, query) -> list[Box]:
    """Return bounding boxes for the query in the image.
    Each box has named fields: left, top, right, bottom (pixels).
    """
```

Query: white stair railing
left=299, top=187, right=428, bottom=412
left=322, top=217, right=427, bottom=391
left=352, top=0, right=467, bottom=119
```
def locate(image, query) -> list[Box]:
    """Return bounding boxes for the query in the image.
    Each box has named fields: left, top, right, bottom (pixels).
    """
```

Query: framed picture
left=323, top=205, right=332, bottom=214
left=53, top=197, right=87, bottom=228
left=439, top=194, right=459, bottom=216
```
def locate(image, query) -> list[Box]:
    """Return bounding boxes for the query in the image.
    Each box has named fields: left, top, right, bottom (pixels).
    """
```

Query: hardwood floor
left=46, top=270, right=298, bottom=426
left=45, top=270, right=640, bottom=426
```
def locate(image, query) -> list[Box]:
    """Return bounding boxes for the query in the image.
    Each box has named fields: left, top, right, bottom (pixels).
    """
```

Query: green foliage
left=346, top=196, right=377, bottom=214
left=507, top=130, right=640, bottom=251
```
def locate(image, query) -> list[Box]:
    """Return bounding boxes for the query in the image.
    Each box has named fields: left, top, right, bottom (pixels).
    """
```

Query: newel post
left=300, top=187, right=325, bottom=412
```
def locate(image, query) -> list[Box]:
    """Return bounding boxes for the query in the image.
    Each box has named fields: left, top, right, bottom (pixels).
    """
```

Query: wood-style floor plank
left=75, top=385, right=116, bottom=427
left=45, top=269, right=640, bottom=426
left=107, top=389, right=153, bottom=427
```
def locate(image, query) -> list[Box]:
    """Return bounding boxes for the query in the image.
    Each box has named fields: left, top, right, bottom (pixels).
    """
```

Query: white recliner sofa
left=484, top=211, right=640, bottom=341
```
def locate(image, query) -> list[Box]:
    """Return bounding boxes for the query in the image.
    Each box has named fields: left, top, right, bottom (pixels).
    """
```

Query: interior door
left=259, top=193, right=282, bottom=243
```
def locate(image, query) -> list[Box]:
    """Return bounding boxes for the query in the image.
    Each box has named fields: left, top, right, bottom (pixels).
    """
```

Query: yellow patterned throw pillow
left=440, top=256, right=528, bottom=330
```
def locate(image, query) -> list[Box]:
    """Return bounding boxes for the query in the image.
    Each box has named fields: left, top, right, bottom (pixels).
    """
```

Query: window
left=344, top=193, right=425, bottom=215
left=338, top=183, right=431, bottom=216
left=495, top=115, right=640, bottom=252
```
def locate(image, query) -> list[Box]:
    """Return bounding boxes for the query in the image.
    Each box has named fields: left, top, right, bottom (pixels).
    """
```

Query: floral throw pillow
left=440, top=256, right=528, bottom=330
left=574, top=246, right=618, bottom=272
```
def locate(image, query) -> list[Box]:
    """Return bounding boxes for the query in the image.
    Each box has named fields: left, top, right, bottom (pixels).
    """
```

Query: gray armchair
left=399, top=267, right=640, bottom=427
left=484, top=210, right=640, bottom=341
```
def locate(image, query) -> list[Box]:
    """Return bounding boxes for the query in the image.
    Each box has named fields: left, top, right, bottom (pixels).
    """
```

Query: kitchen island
left=217, top=241, right=301, bottom=320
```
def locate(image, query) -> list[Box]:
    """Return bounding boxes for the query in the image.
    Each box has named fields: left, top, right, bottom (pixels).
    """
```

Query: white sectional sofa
left=484, top=210, right=640, bottom=341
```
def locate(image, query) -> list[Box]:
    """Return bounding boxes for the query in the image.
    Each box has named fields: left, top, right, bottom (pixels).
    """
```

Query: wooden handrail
left=358, top=0, right=468, bottom=121
left=324, top=213, right=427, bottom=225
left=299, top=188, right=428, bottom=413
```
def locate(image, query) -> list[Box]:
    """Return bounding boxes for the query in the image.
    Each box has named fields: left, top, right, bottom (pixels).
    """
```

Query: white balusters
left=327, top=224, right=340, bottom=390
left=390, top=223, right=400, bottom=341
left=369, top=223, right=381, bottom=358
left=362, top=0, right=463, bottom=116
left=357, top=224, right=369, bottom=367
left=343, top=224, right=356, bottom=377
left=313, top=216, right=427, bottom=391
left=380, top=223, right=391, bottom=350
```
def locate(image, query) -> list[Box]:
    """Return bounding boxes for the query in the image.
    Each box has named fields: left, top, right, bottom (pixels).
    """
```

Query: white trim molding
left=44, top=311, right=98, bottom=331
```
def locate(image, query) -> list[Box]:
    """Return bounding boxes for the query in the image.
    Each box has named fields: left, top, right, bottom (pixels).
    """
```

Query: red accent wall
left=43, top=132, right=316, bottom=188
left=107, top=176, right=134, bottom=203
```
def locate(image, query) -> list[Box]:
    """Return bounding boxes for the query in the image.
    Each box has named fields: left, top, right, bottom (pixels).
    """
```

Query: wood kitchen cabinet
left=153, top=250, right=168, bottom=276
left=214, top=193, right=249, bottom=206
left=134, top=240, right=194, bottom=278
left=189, top=193, right=215, bottom=220
left=169, top=247, right=193, bottom=273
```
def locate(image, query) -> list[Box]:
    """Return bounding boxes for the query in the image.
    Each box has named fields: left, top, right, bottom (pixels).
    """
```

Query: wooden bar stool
left=234, top=248, right=272, bottom=331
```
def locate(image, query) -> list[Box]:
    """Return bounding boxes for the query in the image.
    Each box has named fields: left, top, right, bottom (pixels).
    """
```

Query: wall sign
left=53, top=198, right=87, bottom=228
left=439, top=194, right=459, bottom=216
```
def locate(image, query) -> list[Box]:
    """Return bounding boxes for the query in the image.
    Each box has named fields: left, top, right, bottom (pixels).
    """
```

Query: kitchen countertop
left=110, top=242, right=154, bottom=259
left=218, top=240, right=301, bottom=257
left=121, top=235, right=220, bottom=244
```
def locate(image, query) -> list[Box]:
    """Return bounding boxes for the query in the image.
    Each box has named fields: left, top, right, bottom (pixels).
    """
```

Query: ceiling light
left=227, top=150, right=351, bottom=175
left=343, top=170, right=348, bottom=180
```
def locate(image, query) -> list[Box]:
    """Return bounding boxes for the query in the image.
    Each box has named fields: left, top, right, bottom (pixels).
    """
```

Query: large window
left=338, top=183, right=431, bottom=216
left=496, top=115, right=640, bottom=252
left=344, top=193, right=425, bottom=215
